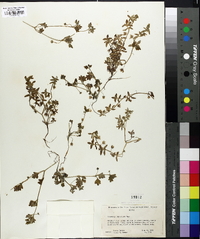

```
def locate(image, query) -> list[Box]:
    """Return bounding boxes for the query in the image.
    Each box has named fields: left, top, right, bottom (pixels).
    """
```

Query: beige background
left=0, top=2, right=165, bottom=238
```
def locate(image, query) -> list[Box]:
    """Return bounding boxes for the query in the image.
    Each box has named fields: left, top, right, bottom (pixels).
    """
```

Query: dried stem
left=23, top=20, right=95, bottom=46
left=61, top=107, right=90, bottom=167
left=52, top=168, right=117, bottom=193
left=97, top=91, right=154, bottom=116
left=88, top=108, right=141, bottom=162
left=11, top=151, right=60, bottom=192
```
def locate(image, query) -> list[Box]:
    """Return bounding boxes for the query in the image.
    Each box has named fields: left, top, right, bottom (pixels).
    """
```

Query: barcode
left=2, top=6, right=27, bottom=18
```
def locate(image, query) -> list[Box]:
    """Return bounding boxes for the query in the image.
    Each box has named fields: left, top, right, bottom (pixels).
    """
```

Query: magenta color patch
left=190, top=161, right=199, bottom=174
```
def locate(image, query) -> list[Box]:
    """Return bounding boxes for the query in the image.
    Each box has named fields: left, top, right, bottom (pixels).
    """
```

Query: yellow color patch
left=190, top=187, right=199, bottom=199
left=184, top=97, right=190, bottom=103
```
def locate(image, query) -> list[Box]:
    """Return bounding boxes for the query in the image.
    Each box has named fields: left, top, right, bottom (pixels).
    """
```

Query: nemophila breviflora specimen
left=12, top=15, right=153, bottom=225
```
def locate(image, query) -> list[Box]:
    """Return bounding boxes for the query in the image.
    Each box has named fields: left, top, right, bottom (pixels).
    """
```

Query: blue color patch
left=184, top=88, right=190, bottom=95
left=190, top=212, right=200, bottom=224
left=183, top=35, right=190, bottom=41
left=190, top=224, right=200, bottom=237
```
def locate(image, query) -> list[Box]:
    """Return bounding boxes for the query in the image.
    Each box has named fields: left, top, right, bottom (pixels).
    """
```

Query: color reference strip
left=165, top=8, right=200, bottom=123
left=180, top=122, right=200, bottom=237
left=177, top=8, right=199, bottom=122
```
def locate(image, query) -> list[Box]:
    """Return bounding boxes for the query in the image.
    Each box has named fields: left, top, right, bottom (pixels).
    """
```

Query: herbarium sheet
left=0, top=2, right=165, bottom=238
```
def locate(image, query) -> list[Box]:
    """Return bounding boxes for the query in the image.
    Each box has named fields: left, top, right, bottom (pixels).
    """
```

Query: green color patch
left=183, top=26, right=190, bottom=33
left=190, top=199, right=200, bottom=211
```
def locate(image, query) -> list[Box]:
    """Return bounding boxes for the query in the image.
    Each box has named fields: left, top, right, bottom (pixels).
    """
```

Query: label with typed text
left=2, top=6, right=27, bottom=18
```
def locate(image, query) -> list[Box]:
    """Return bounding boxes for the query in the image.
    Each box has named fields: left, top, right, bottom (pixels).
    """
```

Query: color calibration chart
left=177, top=8, right=199, bottom=122
left=180, top=123, right=199, bottom=237
left=166, top=7, right=200, bottom=238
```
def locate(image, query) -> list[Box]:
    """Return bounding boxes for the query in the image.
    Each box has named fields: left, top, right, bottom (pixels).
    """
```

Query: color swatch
left=180, top=123, right=200, bottom=237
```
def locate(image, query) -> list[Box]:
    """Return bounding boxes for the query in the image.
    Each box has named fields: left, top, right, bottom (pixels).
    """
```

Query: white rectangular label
left=2, top=6, right=27, bottom=18
left=47, top=200, right=94, bottom=238
left=101, top=204, right=164, bottom=237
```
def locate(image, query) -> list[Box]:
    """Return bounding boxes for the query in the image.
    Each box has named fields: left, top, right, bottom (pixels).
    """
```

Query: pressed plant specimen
left=23, top=20, right=95, bottom=47
left=11, top=14, right=154, bottom=225
left=87, top=108, right=143, bottom=161
left=24, top=75, right=59, bottom=147
left=59, top=15, right=151, bottom=114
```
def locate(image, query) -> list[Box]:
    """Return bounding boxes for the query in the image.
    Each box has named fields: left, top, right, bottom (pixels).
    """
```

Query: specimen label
left=2, top=6, right=27, bottom=18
